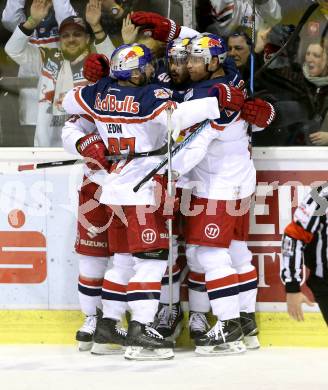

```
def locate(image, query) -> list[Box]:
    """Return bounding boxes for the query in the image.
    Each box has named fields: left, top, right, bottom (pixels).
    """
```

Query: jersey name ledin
left=94, top=93, right=140, bottom=114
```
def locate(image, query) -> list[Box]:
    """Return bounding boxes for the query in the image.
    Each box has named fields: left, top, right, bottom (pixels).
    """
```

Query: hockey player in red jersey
left=62, top=42, right=243, bottom=360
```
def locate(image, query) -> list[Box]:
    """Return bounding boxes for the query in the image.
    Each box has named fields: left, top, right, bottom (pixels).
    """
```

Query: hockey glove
left=83, top=53, right=110, bottom=83
left=76, top=133, right=110, bottom=171
left=208, top=83, right=245, bottom=111
left=131, top=11, right=181, bottom=42
left=241, top=98, right=276, bottom=128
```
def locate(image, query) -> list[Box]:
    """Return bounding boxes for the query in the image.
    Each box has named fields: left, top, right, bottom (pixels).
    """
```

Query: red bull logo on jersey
left=94, top=93, right=140, bottom=114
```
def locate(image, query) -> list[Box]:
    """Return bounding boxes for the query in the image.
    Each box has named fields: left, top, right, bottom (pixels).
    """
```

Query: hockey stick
left=133, top=119, right=210, bottom=193
left=17, top=144, right=168, bottom=171
left=249, top=0, right=256, bottom=99
left=166, top=106, right=175, bottom=313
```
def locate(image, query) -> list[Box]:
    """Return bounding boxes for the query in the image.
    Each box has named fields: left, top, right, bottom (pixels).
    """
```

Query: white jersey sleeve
left=1, top=0, right=26, bottom=32
left=154, top=97, right=221, bottom=140
left=61, top=114, right=96, bottom=155
left=62, top=87, right=86, bottom=115
left=4, top=26, right=42, bottom=74
left=172, top=125, right=218, bottom=176
left=52, top=0, right=76, bottom=26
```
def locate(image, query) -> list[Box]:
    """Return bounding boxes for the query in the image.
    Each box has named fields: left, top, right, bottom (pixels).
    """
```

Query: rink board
left=0, top=147, right=328, bottom=346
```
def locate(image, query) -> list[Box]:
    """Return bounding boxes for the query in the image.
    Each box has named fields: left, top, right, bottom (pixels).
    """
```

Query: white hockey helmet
left=187, top=33, right=227, bottom=65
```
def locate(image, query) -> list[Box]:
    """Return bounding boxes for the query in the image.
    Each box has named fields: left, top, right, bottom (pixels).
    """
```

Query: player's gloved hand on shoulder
left=131, top=11, right=181, bottom=42
left=83, top=53, right=110, bottom=83
left=241, top=98, right=276, bottom=128
left=208, top=83, right=245, bottom=111
left=76, top=133, right=110, bottom=171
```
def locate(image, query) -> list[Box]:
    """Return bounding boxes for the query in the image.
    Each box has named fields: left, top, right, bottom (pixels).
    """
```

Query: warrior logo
left=141, top=229, right=157, bottom=244
left=205, top=223, right=220, bottom=239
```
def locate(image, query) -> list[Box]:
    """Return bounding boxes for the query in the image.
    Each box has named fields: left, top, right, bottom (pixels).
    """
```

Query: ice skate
left=153, top=303, right=184, bottom=341
left=240, top=312, right=260, bottom=350
left=189, top=311, right=210, bottom=339
left=195, top=318, right=246, bottom=356
left=91, top=316, right=127, bottom=355
left=76, top=315, right=97, bottom=351
left=124, top=320, right=174, bottom=361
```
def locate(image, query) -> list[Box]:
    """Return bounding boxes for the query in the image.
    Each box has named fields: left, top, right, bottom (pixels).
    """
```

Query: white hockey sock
left=78, top=255, right=109, bottom=316
left=102, top=253, right=134, bottom=321
left=196, top=246, right=240, bottom=320
left=159, top=263, right=181, bottom=305
left=229, top=240, right=258, bottom=313
left=128, top=258, right=167, bottom=324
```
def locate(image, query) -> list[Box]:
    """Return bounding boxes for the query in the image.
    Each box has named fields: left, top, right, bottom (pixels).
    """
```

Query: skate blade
left=91, top=342, right=124, bottom=355
left=195, top=340, right=247, bottom=356
left=244, top=335, right=260, bottom=350
left=124, top=346, right=174, bottom=361
left=165, top=322, right=184, bottom=343
left=77, top=341, right=93, bottom=352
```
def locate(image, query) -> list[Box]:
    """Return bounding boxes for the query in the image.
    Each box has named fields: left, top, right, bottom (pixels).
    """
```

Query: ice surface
left=0, top=346, right=327, bottom=390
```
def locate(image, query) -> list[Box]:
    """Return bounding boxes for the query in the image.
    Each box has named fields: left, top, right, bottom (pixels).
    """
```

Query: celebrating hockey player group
left=61, top=10, right=275, bottom=361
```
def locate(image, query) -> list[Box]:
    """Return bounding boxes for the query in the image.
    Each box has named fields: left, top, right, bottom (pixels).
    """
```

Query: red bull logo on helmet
left=123, top=45, right=145, bottom=62
left=199, top=36, right=222, bottom=49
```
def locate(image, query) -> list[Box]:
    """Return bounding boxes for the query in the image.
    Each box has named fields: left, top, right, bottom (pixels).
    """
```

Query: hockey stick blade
left=133, top=119, right=210, bottom=193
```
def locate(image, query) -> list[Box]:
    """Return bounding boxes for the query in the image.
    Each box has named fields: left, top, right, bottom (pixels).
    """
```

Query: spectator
left=250, top=24, right=312, bottom=146
left=1, top=0, right=76, bottom=144
left=302, top=41, right=328, bottom=146
left=227, top=29, right=252, bottom=81
left=5, top=0, right=115, bottom=146
left=195, top=0, right=281, bottom=38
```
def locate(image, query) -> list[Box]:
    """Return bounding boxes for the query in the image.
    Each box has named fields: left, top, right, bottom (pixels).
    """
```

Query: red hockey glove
left=83, top=53, right=110, bottom=83
left=208, top=83, right=245, bottom=111
left=241, top=98, right=276, bottom=128
left=76, top=133, right=110, bottom=171
left=131, top=11, right=181, bottom=42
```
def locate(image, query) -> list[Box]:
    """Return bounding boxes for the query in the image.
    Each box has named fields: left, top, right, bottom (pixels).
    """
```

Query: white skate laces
left=157, top=305, right=179, bottom=327
left=145, top=325, right=164, bottom=339
left=207, top=320, right=226, bottom=343
left=189, top=312, right=210, bottom=333
left=79, top=315, right=97, bottom=334
left=115, top=324, right=127, bottom=337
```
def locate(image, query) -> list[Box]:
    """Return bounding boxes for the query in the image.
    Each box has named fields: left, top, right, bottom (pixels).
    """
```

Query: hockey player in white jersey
left=62, top=114, right=117, bottom=352
left=170, top=33, right=275, bottom=355
left=62, top=42, right=244, bottom=360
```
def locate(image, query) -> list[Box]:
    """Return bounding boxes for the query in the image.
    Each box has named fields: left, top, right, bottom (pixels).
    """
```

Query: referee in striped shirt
left=281, top=183, right=328, bottom=325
